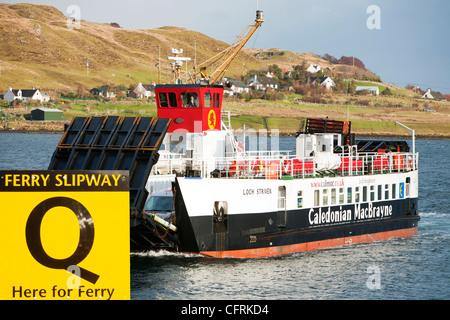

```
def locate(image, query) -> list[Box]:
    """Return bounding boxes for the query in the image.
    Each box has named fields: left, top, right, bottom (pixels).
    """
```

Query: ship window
left=159, top=92, right=168, bottom=107
left=339, top=188, right=345, bottom=204
left=385, top=184, right=389, bottom=199
left=392, top=184, right=396, bottom=199
left=168, top=92, right=177, bottom=107
left=297, top=190, right=303, bottom=208
left=323, top=189, right=328, bottom=206
left=355, top=187, right=360, bottom=203
left=406, top=177, right=410, bottom=197
left=363, top=186, right=367, bottom=202
left=347, top=187, right=352, bottom=204
left=314, top=190, right=320, bottom=206
left=331, top=188, right=336, bottom=205
left=213, top=93, right=220, bottom=108
left=204, top=93, right=212, bottom=108
left=378, top=185, right=382, bottom=200
left=370, top=185, right=375, bottom=201
left=182, top=92, right=198, bottom=107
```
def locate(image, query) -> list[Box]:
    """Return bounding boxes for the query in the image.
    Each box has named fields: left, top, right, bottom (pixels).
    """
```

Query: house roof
left=91, top=87, right=106, bottom=92
left=142, top=85, right=155, bottom=91
left=356, top=86, right=379, bottom=91
left=430, top=91, right=445, bottom=100
left=310, top=76, right=334, bottom=84
left=225, top=79, right=247, bottom=88
left=251, top=76, right=277, bottom=85
left=21, top=89, right=39, bottom=97
left=308, top=64, right=321, bottom=72
left=9, top=89, right=39, bottom=97
left=422, top=89, right=446, bottom=100
left=32, top=107, right=63, bottom=113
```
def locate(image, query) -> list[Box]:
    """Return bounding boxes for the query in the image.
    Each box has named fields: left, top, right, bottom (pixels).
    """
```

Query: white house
left=4, top=88, right=44, bottom=103
left=223, top=78, right=249, bottom=96
left=248, top=75, right=278, bottom=91
left=310, top=76, right=335, bottom=90
left=90, top=87, right=116, bottom=98
left=356, top=86, right=380, bottom=96
left=307, top=64, right=321, bottom=74
left=41, top=93, right=52, bottom=103
left=422, top=88, right=445, bottom=100
left=134, top=83, right=155, bottom=98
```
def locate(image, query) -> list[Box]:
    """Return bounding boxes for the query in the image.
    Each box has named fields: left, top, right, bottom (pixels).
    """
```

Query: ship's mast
left=167, top=48, right=192, bottom=84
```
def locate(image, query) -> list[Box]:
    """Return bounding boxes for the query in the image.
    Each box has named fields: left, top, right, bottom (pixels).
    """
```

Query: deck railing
left=151, top=151, right=419, bottom=180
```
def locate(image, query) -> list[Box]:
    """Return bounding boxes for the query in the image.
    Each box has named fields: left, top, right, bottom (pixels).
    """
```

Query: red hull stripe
left=200, top=227, right=418, bottom=258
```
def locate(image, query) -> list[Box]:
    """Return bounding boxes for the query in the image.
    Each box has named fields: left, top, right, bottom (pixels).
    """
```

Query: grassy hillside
left=0, top=3, right=376, bottom=92
left=1, top=3, right=448, bottom=139
left=0, top=3, right=253, bottom=90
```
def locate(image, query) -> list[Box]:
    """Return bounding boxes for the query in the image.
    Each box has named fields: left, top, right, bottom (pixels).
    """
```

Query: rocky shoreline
left=1, top=120, right=448, bottom=140
left=0, top=121, right=67, bottom=133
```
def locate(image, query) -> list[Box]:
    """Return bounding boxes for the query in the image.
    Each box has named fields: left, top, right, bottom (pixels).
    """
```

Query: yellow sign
left=208, top=109, right=216, bottom=130
left=0, top=171, right=130, bottom=300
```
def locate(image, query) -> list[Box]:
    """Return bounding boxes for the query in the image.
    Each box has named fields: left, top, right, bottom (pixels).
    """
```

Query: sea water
left=0, top=133, right=448, bottom=300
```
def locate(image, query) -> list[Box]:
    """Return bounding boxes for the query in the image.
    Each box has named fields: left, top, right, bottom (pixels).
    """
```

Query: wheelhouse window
left=182, top=92, right=198, bottom=107
left=215, top=93, right=220, bottom=108
left=159, top=92, right=177, bottom=108
left=204, top=93, right=212, bottom=108
left=159, top=92, right=168, bottom=107
left=168, top=92, right=177, bottom=107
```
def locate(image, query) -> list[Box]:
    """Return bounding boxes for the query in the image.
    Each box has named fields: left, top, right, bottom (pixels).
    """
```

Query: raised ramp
left=48, top=116, right=171, bottom=216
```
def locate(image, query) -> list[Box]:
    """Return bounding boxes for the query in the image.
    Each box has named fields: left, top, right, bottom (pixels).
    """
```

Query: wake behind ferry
left=48, top=10, right=420, bottom=258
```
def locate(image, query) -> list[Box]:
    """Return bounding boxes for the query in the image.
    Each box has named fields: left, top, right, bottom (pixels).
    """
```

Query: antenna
left=167, top=48, right=191, bottom=84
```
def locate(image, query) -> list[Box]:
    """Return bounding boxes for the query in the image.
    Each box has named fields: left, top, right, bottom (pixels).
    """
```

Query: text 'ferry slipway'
left=48, top=10, right=419, bottom=258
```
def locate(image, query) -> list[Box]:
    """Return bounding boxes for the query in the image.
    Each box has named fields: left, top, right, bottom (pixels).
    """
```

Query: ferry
left=49, top=10, right=420, bottom=258
left=133, top=83, right=420, bottom=258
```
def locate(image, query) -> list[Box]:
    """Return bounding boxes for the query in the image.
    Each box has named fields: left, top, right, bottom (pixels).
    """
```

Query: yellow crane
left=190, top=10, right=264, bottom=85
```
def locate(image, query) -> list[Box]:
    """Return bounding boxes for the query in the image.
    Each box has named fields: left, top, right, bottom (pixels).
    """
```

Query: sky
left=4, top=0, right=450, bottom=94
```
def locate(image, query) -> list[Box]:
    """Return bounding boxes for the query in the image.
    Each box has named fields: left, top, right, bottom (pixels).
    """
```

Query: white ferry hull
left=172, top=171, right=419, bottom=258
